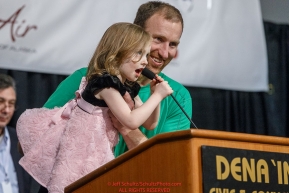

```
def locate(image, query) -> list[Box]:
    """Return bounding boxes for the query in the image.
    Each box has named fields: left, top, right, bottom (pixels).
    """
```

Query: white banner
left=0, top=0, right=268, bottom=91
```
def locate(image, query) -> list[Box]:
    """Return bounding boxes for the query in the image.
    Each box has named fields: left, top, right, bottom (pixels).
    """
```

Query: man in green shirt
left=44, top=1, right=192, bottom=157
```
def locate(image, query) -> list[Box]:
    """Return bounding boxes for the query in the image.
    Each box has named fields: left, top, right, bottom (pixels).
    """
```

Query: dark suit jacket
left=8, top=126, right=38, bottom=193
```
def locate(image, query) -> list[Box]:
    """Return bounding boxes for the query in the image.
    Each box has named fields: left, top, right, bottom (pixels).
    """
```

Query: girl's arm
left=99, top=81, right=172, bottom=130
left=134, top=95, right=160, bottom=130
left=134, top=75, right=164, bottom=130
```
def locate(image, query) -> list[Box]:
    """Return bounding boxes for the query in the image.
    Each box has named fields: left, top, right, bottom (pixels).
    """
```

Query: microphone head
left=141, top=68, right=155, bottom=80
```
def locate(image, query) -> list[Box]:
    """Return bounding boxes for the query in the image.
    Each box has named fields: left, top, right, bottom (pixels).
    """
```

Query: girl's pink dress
left=16, top=75, right=138, bottom=193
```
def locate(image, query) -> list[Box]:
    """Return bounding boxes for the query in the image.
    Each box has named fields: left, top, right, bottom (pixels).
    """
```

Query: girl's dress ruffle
left=16, top=76, right=122, bottom=193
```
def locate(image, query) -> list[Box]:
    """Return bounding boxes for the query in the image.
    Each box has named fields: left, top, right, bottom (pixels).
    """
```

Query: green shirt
left=44, top=67, right=192, bottom=157
left=44, top=68, right=87, bottom=108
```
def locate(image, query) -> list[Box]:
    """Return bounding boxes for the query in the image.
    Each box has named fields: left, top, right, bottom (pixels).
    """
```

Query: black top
left=81, top=74, right=140, bottom=107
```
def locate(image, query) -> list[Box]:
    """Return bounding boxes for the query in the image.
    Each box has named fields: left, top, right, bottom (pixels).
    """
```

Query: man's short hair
left=0, top=74, right=16, bottom=91
left=134, top=1, right=184, bottom=31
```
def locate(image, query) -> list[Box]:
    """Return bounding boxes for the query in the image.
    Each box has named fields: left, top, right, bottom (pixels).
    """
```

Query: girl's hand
left=150, top=75, right=164, bottom=93
left=153, top=80, right=173, bottom=98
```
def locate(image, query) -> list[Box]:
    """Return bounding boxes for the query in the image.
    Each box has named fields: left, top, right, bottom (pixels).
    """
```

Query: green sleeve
left=142, top=81, right=192, bottom=139
left=43, top=67, right=87, bottom=109
left=160, top=73, right=192, bottom=132
left=159, top=87, right=192, bottom=133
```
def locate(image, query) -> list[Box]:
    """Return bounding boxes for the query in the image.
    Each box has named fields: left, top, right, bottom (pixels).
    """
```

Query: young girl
left=16, top=22, right=173, bottom=193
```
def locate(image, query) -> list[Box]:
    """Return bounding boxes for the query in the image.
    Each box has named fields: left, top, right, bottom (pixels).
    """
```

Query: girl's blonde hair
left=87, top=22, right=151, bottom=81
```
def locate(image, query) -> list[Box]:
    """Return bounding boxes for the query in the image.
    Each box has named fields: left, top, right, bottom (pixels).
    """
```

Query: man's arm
left=112, top=124, right=147, bottom=150
left=108, top=98, right=148, bottom=150
left=44, top=68, right=87, bottom=108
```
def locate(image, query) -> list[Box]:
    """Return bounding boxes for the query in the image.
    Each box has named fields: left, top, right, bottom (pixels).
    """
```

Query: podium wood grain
left=65, top=129, right=289, bottom=193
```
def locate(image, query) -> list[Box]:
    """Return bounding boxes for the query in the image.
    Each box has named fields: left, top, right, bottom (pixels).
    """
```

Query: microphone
left=141, top=68, right=198, bottom=129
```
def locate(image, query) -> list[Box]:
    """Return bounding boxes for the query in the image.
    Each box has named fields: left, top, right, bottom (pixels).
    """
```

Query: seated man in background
left=0, top=74, right=35, bottom=193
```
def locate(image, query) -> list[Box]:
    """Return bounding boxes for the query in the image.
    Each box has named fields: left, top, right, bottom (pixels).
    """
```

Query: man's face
left=144, top=13, right=182, bottom=74
left=0, top=87, right=16, bottom=130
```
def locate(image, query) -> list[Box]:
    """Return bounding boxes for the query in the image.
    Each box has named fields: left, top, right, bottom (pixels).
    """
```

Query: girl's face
left=118, top=43, right=151, bottom=83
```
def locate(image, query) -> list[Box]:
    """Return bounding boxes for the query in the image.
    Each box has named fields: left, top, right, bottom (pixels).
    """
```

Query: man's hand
left=108, top=109, right=148, bottom=149
left=108, top=109, right=131, bottom=135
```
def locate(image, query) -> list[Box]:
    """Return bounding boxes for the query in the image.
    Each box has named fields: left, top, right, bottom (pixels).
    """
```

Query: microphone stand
left=141, top=68, right=198, bottom=129
left=170, top=94, right=198, bottom=129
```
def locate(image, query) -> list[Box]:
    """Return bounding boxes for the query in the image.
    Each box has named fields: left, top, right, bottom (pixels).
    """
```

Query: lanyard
left=0, top=128, right=13, bottom=193
left=0, top=128, right=11, bottom=182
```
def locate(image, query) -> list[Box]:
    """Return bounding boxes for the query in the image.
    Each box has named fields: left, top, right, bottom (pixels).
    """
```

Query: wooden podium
left=65, top=129, right=289, bottom=193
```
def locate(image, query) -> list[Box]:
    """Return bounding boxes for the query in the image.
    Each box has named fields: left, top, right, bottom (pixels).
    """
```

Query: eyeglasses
left=0, top=99, right=16, bottom=111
